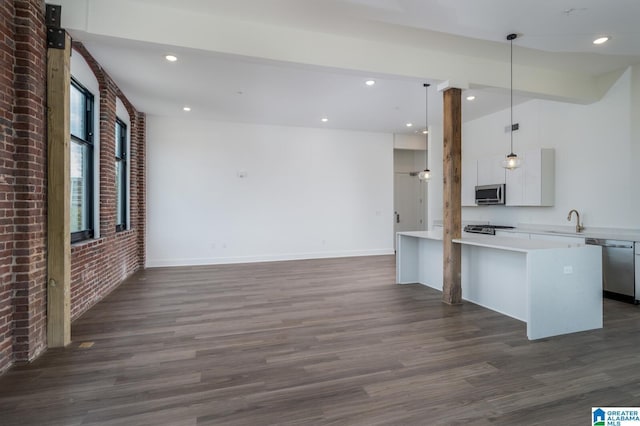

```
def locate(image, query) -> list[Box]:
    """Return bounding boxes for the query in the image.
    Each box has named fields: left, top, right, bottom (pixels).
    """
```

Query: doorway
left=393, top=149, right=427, bottom=249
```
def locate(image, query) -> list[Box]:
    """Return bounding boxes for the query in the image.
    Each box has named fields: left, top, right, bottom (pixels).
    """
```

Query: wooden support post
left=442, top=88, right=462, bottom=305
left=47, top=32, right=72, bottom=347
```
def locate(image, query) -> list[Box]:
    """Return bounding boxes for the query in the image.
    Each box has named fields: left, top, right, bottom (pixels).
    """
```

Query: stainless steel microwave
left=475, top=184, right=505, bottom=205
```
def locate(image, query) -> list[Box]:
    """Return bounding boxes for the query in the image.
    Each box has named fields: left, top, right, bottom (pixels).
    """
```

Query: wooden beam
left=47, top=32, right=72, bottom=347
left=442, top=88, right=462, bottom=305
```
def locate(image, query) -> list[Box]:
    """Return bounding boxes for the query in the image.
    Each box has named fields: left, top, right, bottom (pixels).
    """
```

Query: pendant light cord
left=507, top=33, right=517, bottom=154
left=510, top=35, right=513, bottom=154
left=424, top=83, right=430, bottom=170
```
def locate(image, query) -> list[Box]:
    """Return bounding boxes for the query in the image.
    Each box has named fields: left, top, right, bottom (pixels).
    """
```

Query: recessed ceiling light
left=406, top=123, right=413, bottom=127
left=321, top=117, right=329, bottom=122
left=365, top=80, right=376, bottom=86
left=593, top=36, right=610, bottom=45
left=165, top=54, right=178, bottom=62
left=183, top=106, right=191, bottom=112
left=466, top=95, right=476, bottom=101
left=422, top=129, right=428, bottom=134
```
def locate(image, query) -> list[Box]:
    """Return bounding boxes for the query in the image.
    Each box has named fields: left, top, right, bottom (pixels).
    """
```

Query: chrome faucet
left=567, top=209, right=584, bottom=233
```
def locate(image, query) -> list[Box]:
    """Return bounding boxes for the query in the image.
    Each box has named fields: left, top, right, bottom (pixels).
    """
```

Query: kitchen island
left=396, top=231, right=603, bottom=340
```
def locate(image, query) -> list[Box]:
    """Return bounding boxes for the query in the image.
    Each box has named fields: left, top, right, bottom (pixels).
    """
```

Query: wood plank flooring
left=1, top=255, right=639, bottom=425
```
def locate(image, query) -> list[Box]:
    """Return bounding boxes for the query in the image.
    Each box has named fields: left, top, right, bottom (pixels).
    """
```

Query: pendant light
left=418, top=83, right=431, bottom=181
left=502, top=33, right=521, bottom=170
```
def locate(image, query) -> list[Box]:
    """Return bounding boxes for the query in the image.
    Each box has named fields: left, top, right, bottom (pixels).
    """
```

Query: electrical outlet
left=563, top=266, right=573, bottom=274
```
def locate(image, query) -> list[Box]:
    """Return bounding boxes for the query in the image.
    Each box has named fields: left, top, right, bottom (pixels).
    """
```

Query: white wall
left=393, top=149, right=426, bottom=174
left=394, top=134, right=426, bottom=150
left=426, top=124, right=443, bottom=229
left=146, top=118, right=394, bottom=266
left=459, top=68, right=635, bottom=229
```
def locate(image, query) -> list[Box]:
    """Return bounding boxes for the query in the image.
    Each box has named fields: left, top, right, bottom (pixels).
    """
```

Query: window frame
left=70, top=78, right=94, bottom=244
left=115, top=118, right=127, bottom=232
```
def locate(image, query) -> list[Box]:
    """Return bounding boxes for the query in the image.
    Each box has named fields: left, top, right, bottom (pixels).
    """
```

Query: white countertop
left=507, top=226, right=640, bottom=242
left=432, top=221, right=640, bottom=242
left=397, top=230, right=443, bottom=241
left=400, top=225, right=640, bottom=249
left=452, top=235, right=589, bottom=253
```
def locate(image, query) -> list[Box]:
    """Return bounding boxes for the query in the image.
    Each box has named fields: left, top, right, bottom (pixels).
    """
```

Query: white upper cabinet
left=505, top=148, right=555, bottom=206
left=477, top=155, right=506, bottom=186
left=461, top=159, right=478, bottom=207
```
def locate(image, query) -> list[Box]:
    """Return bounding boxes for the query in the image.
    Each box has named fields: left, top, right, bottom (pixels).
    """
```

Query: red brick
left=0, top=4, right=146, bottom=375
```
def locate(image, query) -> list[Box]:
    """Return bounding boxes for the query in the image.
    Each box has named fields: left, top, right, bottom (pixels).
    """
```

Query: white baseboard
left=146, top=248, right=394, bottom=268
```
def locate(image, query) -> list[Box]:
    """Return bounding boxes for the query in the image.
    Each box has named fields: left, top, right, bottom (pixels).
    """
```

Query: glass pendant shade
left=502, top=153, right=521, bottom=170
left=418, top=169, right=431, bottom=181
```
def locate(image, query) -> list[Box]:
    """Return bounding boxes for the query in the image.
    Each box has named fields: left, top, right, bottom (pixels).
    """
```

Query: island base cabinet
left=526, top=247, right=602, bottom=339
left=397, top=232, right=604, bottom=340
left=396, top=233, right=443, bottom=288
left=635, top=243, right=639, bottom=300
left=458, top=243, right=602, bottom=339
left=460, top=245, right=527, bottom=321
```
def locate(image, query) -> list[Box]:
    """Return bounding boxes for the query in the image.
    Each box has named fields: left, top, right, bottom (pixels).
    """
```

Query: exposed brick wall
left=0, top=0, right=18, bottom=375
left=0, top=0, right=48, bottom=373
left=134, top=113, right=146, bottom=268
left=11, top=0, right=47, bottom=365
left=0, top=4, right=146, bottom=374
left=69, top=42, right=146, bottom=320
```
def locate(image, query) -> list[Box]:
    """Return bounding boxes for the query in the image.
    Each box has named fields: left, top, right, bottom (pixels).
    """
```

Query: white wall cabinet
left=463, top=149, right=555, bottom=207
left=506, top=148, right=555, bottom=207
left=477, top=156, right=506, bottom=186
left=461, top=159, right=478, bottom=207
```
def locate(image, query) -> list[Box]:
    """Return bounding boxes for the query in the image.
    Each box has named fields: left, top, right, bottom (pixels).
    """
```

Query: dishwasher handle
left=603, top=243, right=634, bottom=249
left=586, top=238, right=634, bottom=249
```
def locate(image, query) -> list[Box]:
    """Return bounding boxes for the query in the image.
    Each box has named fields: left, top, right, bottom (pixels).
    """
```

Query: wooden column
left=47, top=32, right=72, bottom=347
left=442, top=88, right=462, bottom=305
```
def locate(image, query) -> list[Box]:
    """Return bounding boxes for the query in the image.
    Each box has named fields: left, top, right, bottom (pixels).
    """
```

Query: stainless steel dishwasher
left=586, top=238, right=637, bottom=304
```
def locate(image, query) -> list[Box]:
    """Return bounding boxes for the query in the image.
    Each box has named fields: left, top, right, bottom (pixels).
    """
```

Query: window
left=115, top=119, right=127, bottom=232
left=70, top=79, right=94, bottom=243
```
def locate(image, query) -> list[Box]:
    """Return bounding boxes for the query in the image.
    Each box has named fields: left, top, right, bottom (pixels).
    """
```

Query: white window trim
left=71, top=48, right=100, bottom=240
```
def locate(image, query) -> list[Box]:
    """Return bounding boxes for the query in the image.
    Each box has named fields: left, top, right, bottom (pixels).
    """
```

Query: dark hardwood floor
left=1, top=255, right=639, bottom=425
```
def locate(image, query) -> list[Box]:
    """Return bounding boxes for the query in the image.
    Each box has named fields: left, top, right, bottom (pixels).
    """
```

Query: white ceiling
left=70, top=0, right=640, bottom=135
left=79, top=34, right=530, bottom=134
left=130, top=0, right=640, bottom=62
